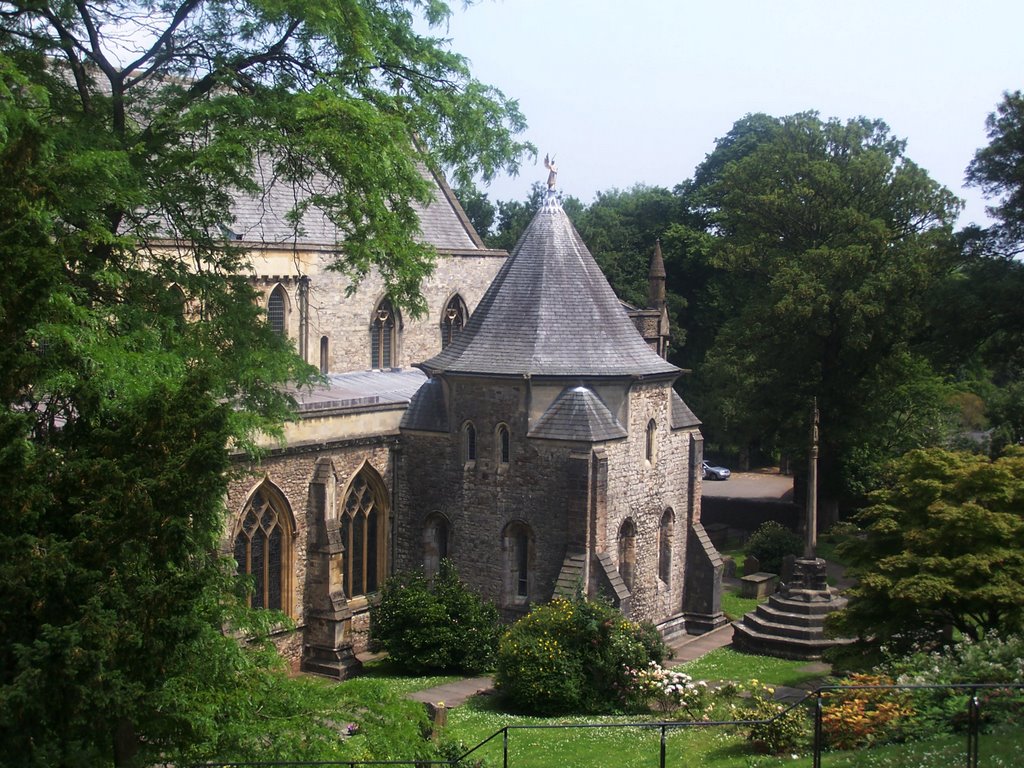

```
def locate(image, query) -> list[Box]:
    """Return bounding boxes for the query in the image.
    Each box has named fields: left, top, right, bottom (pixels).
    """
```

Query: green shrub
left=745, top=680, right=809, bottom=754
left=495, top=595, right=666, bottom=715
left=878, top=632, right=1024, bottom=737
left=370, top=560, right=499, bottom=674
left=745, top=521, right=802, bottom=574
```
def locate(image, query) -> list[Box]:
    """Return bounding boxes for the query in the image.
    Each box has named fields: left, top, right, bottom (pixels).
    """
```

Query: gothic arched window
left=320, top=336, right=329, bottom=375
left=340, top=467, right=388, bottom=599
left=503, top=521, right=533, bottom=603
left=267, top=285, right=287, bottom=336
left=441, top=294, right=467, bottom=348
left=370, top=298, right=398, bottom=369
left=645, top=419, right=657, bottom=463
left=463, top=421, right=477, bottom=463
left=659, top=509, right=675, bottom=585
left=618, top=518, right=637, bottom=592
left=233, top=485, right=292, bottom=613
left=423, top=513, right=451, bottom=581
left=496, top=424, right=510, bottom=465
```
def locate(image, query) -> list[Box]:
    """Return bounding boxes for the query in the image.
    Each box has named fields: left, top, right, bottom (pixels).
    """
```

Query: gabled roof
left=528, top=386, right=627, bottom=442
left=229, top=160, right=487, bottom=252
left=670, top=390, right=701, bottom=429
left=418, top=192, right=681, bottom=378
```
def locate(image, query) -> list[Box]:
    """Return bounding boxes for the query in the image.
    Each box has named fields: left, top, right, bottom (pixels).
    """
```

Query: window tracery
left=340, top=468, right=387, bottom=599
left=233, top=486, right=291, bottom=613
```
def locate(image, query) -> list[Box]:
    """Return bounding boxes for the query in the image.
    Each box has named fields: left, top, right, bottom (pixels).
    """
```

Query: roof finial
left=544, top=153, right=558, bottom=189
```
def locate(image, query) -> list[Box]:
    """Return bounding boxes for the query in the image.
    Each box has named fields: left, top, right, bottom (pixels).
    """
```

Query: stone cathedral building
left=225, top=169, right=724, bottom=677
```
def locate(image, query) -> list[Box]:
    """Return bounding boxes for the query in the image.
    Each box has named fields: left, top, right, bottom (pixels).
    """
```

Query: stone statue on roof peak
left=544, top=153, right=558, bottom=189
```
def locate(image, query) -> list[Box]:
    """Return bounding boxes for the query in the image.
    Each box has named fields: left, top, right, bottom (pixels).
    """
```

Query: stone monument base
left=731, top=558, right=852, bottom=660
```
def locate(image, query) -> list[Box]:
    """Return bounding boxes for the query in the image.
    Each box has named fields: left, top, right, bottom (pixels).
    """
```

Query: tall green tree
left=919, top=92, right=1024, bottom=455
left=967, top=90, right=1024, bottom=255
left=574, top=185, right=682, bottom=309
left=832, top=448, right=1024, bottom=646
left=686, top=113, right=961, bottom=501
left=0, top=1, right=528, bottom=764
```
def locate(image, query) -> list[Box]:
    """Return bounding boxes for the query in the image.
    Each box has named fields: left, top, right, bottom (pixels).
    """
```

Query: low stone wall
left=700, top=497, right=800, bottom=538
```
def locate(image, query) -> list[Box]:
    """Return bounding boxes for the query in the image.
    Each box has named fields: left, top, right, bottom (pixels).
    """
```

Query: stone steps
left=730, top=558, right=852, bottom=660
left=765, top=592, right=844, bottom=615
left=740, top=612, right=826, bottom=641
left=731, top=620, right=850, bottom=660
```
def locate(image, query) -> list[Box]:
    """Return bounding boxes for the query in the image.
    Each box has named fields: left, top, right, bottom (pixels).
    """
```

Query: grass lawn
left=721, top=588, right=759, bottom=620
left=440, top=647, right=832, bottom=767
left=677, top=647, right=829, bottom=689
left=347, top=658, right=462, bottom=695
left=447, top=694, right=760, bottom=768
left=339, top=653, right=1021, bottom=768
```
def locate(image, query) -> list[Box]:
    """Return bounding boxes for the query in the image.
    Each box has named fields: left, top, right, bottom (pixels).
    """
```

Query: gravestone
left=722, top=556, right=736, bottom=578
left=743, top=554, right=760, bottom=576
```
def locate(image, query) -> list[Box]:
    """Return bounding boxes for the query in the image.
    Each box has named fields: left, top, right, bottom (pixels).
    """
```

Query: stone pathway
left=666, top=622, right=734, bottom=663
left=407, top=624, right=740, bottom=707
left=406, top=622, right=830, bottom=708
left=407, top=676, right=494, bottom=707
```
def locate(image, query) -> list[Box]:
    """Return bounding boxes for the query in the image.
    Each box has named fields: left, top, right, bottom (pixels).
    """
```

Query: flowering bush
left=744, top=679, right=808, bottom=755
left=880, top=632, right=1024, bottom=737
left=495, top=596, right=665, bottom=715
left=625, top=662, right=711, bottom=719
left=820, top=674, right=914, bottom=750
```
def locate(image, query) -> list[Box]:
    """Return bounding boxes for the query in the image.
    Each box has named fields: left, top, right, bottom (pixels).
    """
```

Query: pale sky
left=441, top=0, right=1024, bottom=228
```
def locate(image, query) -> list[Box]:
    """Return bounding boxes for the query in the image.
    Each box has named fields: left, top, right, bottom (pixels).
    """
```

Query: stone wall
left=397, top=376, right=703, bottom=629
left=247, top=249, right=506, bottom=373
left=225, top=438, right=395, bottom=655
left=397, top=376, right=576, bottom=620
left=600, top=381, right=695, bottom=626
left=306, top=254, right=505, bottom=372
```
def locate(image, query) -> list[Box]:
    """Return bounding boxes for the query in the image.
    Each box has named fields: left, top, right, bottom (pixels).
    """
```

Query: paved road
left=702, top=470, right=793, bottom=502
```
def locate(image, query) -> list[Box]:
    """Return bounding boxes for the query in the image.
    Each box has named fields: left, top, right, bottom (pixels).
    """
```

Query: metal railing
left=193, top=682, right=1024, bottom=768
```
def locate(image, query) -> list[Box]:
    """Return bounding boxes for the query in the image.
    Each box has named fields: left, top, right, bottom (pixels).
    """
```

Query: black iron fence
left=193, top=682, right=1024, bottom=768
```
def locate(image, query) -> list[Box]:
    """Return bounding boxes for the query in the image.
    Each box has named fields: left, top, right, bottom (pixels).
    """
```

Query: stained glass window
left=233, top=488, right=290, bottom=613
left=463, top=422, right=476, bottom=462
left=618, top=519, right=637, bottom=592
left=340, top=470, right=386, bottom=599
left=504, top=522, right=532, bottom=603
left=268, top=286, right=286, bottom=336
left=659, top=509, right=674, bottom=585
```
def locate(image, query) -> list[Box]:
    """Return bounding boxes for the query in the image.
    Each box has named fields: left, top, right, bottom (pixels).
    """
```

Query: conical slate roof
left=528, top=386, right=628, bottom=441
left=418, top=193, right=680, bottom=378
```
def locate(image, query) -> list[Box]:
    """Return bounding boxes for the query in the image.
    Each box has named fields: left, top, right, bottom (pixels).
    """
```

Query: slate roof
left=400, top=376, right=448, bottom=432
left=528, top=386, right=628, bottom=442
left=227, top=160, right=483, bottom=251
left=670, top=390, right=701, bottom=429
left=418, top=192, right=681, bottom=378
left=292, top=369, right=426, bottom=413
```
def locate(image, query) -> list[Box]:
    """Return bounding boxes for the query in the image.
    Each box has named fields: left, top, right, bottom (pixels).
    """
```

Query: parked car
left=702, top=460, right=731, bottom=480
